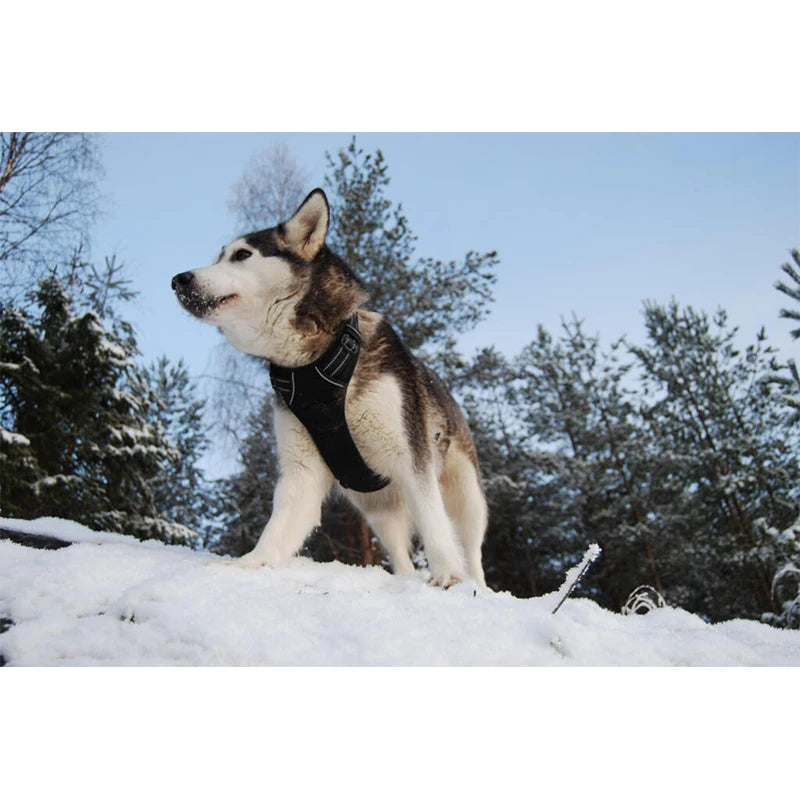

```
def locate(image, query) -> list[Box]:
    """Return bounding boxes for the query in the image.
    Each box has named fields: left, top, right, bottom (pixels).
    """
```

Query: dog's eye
left=232, top=248, right=252, bottom=262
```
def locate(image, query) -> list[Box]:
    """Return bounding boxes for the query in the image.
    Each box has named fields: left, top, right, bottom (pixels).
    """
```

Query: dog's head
left=172, top=189, right=362, bottom=360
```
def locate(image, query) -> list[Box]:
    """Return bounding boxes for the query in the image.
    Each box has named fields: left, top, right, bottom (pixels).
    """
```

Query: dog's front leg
left=238, top=407, right=333, bottom=568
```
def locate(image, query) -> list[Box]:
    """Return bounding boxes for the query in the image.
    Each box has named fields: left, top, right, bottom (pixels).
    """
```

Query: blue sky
left=92, top=133, right=799, bottom=387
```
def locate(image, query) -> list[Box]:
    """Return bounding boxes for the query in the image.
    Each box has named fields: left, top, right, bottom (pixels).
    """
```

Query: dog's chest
left=344, top=375, right=408, bottom=468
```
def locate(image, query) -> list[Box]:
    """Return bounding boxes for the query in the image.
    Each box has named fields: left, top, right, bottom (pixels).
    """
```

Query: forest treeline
left=1, top=133, right=798, bottom=628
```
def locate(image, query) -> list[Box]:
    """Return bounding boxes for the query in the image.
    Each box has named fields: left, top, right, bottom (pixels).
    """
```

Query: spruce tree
left=772, top=249, right=800, bottom=426
left=0, top=266, right=206, bottom=546
left=775, top=249, right=800, bottom=340
left=756, top=513, right=800, bottom=629
left=139, top=356, right=211, bottom=544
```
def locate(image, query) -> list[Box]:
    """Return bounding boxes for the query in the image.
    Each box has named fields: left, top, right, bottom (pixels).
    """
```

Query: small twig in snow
left=552, top=544, right=601, bottom=614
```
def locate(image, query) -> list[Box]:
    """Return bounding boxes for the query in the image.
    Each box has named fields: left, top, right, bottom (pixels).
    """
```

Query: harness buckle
left=341, top=333, right=358, bottom=353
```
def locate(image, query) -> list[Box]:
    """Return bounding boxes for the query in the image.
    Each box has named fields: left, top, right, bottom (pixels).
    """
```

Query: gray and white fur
left=172, top=189, right=487, bottom=587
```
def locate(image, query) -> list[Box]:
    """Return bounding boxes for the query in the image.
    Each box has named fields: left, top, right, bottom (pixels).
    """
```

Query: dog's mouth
left=176, top=290, right=238, bottom=318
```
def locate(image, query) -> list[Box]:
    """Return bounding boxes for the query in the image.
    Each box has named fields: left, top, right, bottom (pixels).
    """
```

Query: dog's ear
left=279, top=189, right=329, bottom=260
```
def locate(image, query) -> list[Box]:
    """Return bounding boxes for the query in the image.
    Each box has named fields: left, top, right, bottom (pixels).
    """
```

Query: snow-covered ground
left=2, top=516, right=800, bottom=666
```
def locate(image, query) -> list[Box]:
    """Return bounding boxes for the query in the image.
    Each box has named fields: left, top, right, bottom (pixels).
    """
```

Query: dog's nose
left=171, top=271, right=195, bottom=291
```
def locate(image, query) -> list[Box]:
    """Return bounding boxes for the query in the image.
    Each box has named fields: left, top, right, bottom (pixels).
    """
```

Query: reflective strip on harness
left=269, top=314, right=390, bottom=493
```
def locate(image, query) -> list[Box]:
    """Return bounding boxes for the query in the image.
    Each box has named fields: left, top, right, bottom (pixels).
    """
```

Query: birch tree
left=0, top=132, right=101, bottom=299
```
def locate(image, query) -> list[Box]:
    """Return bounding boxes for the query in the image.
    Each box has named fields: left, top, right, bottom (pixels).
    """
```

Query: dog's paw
left=446, top=578, right=485, bottom=597
left=235, top=551, right=273, bottom=569
left=429, top=573, right=464, bottom=590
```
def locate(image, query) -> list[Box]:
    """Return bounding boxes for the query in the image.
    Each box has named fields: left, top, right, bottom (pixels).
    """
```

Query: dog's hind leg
left=366, top=510, right=415, bottom=575
left=238, top=407, right=333, bottom=568
left=401, top=469, right=466, bottom=587
left=441, top=450, right=488, bottom=588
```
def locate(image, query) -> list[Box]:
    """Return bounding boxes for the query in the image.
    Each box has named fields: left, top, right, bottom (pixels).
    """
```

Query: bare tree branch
left=0, top=132, right=102, bottom=300
left=227, top=141, right=310, bottom=231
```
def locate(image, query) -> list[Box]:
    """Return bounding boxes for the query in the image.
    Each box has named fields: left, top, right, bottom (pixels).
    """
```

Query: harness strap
left=269, top=314, right=390, bottom=493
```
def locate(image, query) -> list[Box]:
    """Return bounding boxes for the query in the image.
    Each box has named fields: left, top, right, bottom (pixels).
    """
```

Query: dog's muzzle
left=172, top=271, right=208, bottom=317
left=172, top=271, right=236, bottom=318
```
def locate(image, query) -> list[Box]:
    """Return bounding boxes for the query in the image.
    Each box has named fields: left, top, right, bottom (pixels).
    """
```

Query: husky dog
left=172, top=189, right=487, bottom=587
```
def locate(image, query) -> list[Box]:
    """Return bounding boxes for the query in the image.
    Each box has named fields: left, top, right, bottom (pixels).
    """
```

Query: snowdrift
left=2, top=516, right=799, bottom=666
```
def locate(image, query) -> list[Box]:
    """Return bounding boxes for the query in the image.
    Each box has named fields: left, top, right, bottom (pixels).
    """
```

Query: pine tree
left=324, top=137, right=498, bottom=352
left=505, top=319, right=665, bottom=607
left=465, top=303, right=800, bottom=621
left=630, top=300, right=800, bottom=621
left=0, top=264, right=206, bottom=546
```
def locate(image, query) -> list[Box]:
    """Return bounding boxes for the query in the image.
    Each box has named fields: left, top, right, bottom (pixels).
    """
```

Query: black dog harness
left=269, top=314, right=390, bottom=493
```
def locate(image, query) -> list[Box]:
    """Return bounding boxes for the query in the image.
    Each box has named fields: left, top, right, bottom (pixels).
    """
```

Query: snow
left=2, top=516, right=800, bottom=667
left=31, top=474, right=82, bottom=492
left=110, top=424, right=158, bottom=442
left=87, top=317, right=130, bottom=362
left=98, top=339, right=129, bottom=361
left=1, top=427, right=30, bottom=446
